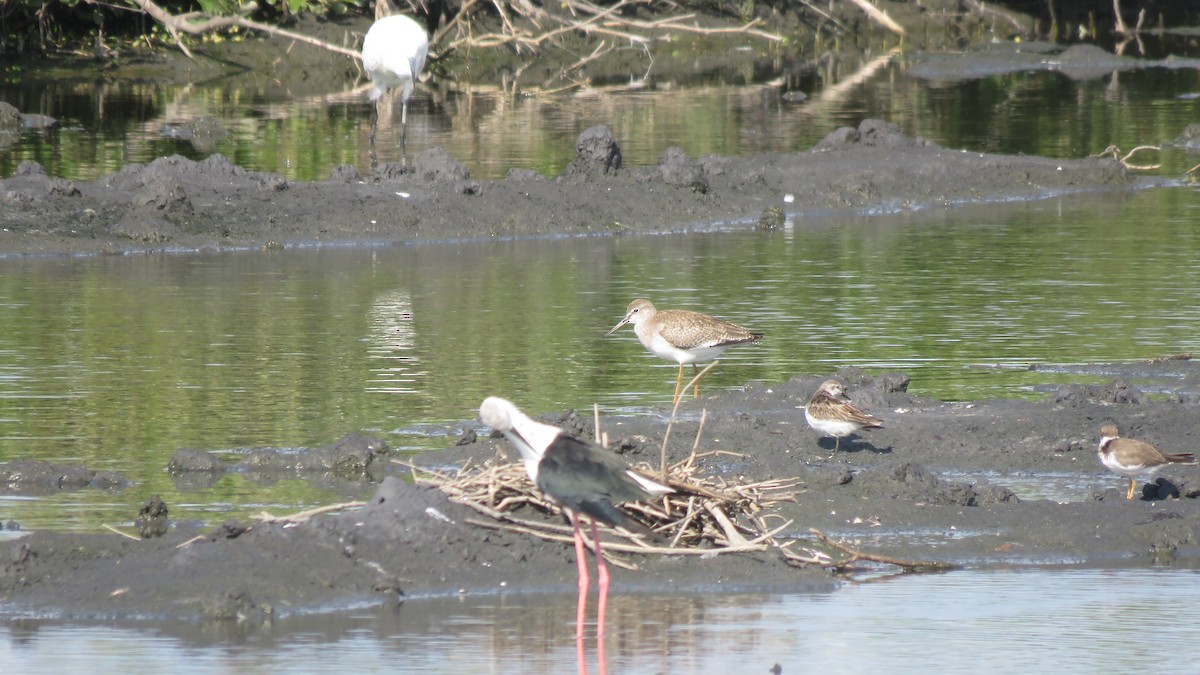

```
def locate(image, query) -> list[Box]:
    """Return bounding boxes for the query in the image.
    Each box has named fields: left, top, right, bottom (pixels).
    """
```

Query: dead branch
left=1113, top=0, right=1129, bottom=34
left=842, top=0, right=905, bottom=35
left=402, top=455, right=792, bottom=560
left=1092, top=144, right=1162, bottom=170
left=807, top=529, right=957, bottom=572
left=962, top=0, right=1027, bottom=34
left=703, top=500, right=751, bottom=545
left=123, top=0, right=781, bottom=95
left=442, top=0, right=782, bottom=57
left=122, top=0, right=362, bottom=60
left=256, top=500, right=367, bottom=524
left=175, top=534, right=208, bottom=548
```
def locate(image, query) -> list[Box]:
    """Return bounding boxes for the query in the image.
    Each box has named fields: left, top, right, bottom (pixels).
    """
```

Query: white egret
left=361, top=13, right=428, bottom=163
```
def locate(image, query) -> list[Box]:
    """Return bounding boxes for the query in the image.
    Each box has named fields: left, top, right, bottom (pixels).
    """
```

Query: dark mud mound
left=0, top=460, right=130, bottom=495
left=0, top=120, right=1137, bottom=257
left=168, top=433, right=392, bottom=476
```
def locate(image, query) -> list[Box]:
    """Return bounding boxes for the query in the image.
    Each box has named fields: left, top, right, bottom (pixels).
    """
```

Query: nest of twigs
left=406, top=448, right=806, bottom=570
left=402, top=441, right=953, bottom=574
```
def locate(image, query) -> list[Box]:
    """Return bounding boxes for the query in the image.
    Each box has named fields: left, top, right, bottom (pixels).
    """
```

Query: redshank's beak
left=605, top=314, right=631, bottom=336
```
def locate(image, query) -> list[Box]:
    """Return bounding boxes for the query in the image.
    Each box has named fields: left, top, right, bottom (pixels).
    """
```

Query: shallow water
left=4, top=42, right=1200, bottom=181
left=2, top=566, right=1198, bottom=673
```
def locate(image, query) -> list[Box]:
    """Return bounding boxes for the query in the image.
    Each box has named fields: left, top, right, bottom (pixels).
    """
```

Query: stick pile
left=402, top=450, right=954, bottom=573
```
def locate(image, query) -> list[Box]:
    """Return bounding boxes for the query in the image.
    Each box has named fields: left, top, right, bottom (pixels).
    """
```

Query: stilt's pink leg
left=597, top=625, right=609, bottom=675
left=575, top=630, right=589, bottom=675
left=571, top=511, right=590, bottom=639
left=590, top=519, right=610, bottom=639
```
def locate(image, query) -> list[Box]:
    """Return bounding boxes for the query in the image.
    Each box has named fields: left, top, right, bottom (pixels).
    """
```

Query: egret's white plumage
left=362, top=14, right=428, bottom=123
left=361, top=13, right=428, bottom=164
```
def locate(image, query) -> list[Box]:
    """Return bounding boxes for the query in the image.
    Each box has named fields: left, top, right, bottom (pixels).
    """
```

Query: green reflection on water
left=4, top=60, right=1199, bottom=181
left=2, top=188, right=1199, bottom=530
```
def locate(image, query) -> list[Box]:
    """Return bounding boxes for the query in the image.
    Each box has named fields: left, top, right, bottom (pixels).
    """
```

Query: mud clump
left=562, top=125, right=622, bottom=179
left=0, top=459, right=130, bottom=494
left=411, top=146, right=470, bottom=182
left=657, top=147, right=708, bottom=193
left=168, top=433, right=392, bottom=477
left=136, top=495, right=170, bottom=539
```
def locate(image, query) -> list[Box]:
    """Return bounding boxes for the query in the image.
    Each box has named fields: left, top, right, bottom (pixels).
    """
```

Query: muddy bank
left=0, top=119, right=1139, bottom=258
left=3, top=364, right=1200, bottom=621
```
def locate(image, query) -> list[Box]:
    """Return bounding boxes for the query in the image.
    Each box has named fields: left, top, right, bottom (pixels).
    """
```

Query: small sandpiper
left=803, top=379, right=884, bottom=452
left=1097, top=424, right=1196, bottom=500
left=606, top=298, right=763, bottom=405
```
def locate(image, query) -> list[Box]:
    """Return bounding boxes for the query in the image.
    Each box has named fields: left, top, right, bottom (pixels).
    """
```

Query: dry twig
left=843, top=0, right=905, bottom=35
left=1092, top=144, right=1162, bottom=170
left=805, top=529, right=957, bottom=572
left=102, top=523, right=142, bottom=541
left=118, top=0, right=361, bottom=60
left=255, top=501, right=367, bottom=524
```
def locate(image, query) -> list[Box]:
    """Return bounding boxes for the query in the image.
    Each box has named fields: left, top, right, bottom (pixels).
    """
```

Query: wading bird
left=361, top=13, right=428, bottom=162
left=606, top=298, right=763, bottom=406
left=479, top=396, right=672, bottom=638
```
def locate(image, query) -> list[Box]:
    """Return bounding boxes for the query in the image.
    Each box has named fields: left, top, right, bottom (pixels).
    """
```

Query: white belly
left=1098, top=452, right=1158, bottom=479
left=642, top=332, right=727, bottom=365
left=805, top=409, right=860, bottom=438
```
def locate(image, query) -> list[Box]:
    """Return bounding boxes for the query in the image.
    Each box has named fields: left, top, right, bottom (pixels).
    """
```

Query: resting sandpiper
left=803, top=379, right=884, bottom=452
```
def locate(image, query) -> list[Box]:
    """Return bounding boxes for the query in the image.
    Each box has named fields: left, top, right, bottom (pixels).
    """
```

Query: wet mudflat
left=3, top=367, right=1200, bottom=621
